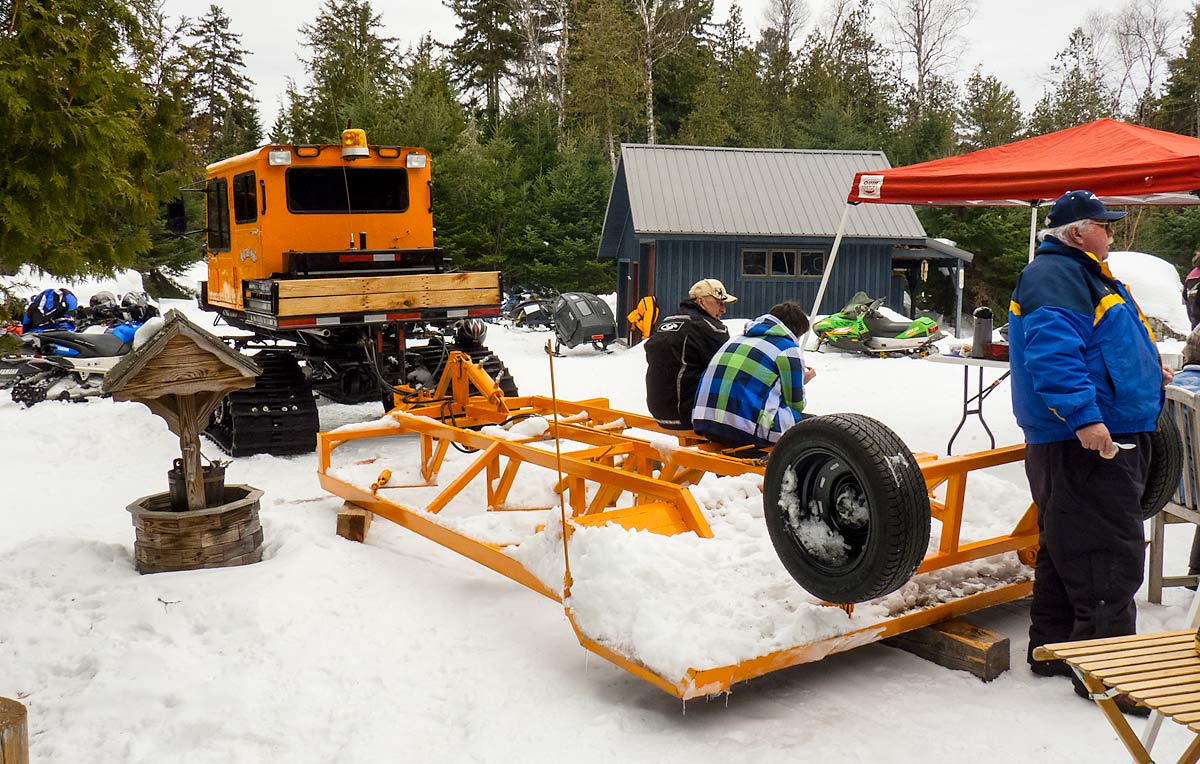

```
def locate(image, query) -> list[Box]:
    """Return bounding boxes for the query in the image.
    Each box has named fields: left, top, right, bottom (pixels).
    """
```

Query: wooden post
left=337, top=502, right=373, bottom=543
left=176, top=394, right=206, bottom=511
left=0, top=697, right=28, bottom=764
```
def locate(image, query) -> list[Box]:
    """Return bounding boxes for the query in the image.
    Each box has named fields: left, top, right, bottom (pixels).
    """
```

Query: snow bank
left=1108, top=250, right=1191, bottom=335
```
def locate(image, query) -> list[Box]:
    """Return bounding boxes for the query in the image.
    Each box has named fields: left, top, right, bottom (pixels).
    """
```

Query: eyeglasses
left=1089, top=220, right=1115, bottom=231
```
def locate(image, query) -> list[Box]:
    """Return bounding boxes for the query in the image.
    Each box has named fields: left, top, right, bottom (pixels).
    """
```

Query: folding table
left=1033, top=630, right=1200, bottom=763
left=924, top=354, right=1010, bottom=454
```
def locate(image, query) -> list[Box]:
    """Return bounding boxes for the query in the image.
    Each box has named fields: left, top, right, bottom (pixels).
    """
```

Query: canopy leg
left=806, top=202, right=853, bottom=347
left=1028, top=203, right=1039, bottom=262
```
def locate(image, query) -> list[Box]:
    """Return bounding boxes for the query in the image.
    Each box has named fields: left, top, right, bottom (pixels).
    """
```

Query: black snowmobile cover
left=552, top=292, right=616, bottom=349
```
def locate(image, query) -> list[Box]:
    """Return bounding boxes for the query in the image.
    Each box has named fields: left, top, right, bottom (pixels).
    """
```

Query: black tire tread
left=764, top=412, right=930, bottom=603
left=1142, top=410, right=1185, bottom=521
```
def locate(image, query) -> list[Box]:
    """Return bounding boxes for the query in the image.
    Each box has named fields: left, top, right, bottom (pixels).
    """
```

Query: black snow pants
left=1025, top=432, right=1152, bottom=670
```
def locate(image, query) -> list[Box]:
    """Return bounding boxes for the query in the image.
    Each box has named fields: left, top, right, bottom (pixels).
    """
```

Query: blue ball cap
left=1046, top=190, right=1126, bottom=227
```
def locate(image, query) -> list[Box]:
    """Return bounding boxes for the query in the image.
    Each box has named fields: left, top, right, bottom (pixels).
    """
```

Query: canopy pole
left=808, top=203, right=853, bottom=340
left=954, top=262, right=963, bottom=339
left=1028, top=203, right=1039, bottom=262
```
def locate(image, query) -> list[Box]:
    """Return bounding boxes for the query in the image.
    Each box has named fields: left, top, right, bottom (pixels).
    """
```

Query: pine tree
left=792, top=0, right=899, bottom=150
left=447, top=0, right=524, bottom=130
left=278, top=0, right=402, bottom=143
left=678, top=5, right=765, bottom=146
left=0, top=0, right=188, bottom=276
left=181, top=5, right=261, bottom=162
left=567, top=0, right=641, bottom=168
left=1029, top=28, right=1117, bottom=134
left=958, top=68, right=1024, bottom=151
left=1157, top=4, right=1200, bottom=136
left=396, top=36, right=468, bottom=157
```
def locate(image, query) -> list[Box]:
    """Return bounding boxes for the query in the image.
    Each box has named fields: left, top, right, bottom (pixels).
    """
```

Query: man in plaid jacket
left=691, top=301, right=816, bottom=449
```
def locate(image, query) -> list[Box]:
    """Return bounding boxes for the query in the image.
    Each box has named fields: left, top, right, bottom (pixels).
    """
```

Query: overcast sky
left=158, top=0, right=1196, bottom=131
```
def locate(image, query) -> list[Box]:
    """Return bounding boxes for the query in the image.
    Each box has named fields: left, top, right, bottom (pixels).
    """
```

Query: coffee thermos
left=971, top=306, right=993, bottom=358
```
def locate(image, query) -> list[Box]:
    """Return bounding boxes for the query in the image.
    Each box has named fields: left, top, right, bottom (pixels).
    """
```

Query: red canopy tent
left=810, top=119, right=1200, bottom=325
left=847, top=118, right=1200, bottom=207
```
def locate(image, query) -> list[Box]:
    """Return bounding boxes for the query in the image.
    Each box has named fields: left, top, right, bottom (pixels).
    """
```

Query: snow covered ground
left=2, top=262, right=1199, bottom=763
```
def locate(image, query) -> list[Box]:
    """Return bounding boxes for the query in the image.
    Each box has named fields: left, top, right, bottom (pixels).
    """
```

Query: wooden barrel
left=0, top=697, right=28, bottom=764
left=127, top=485, right=265, bottom=574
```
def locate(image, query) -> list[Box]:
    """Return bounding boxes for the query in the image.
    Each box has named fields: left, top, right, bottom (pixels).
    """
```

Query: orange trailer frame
left=316, top=352, right=1037, bottom=699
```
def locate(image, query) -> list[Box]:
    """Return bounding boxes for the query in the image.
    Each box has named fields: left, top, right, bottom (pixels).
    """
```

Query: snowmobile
left=501, top=288, right=556, bottom=330
left=0, top=324, right=138, bottom=405
left=0, top=292, right=158, bottom=406
left=552, top=292, right=617, bottom=353
left=813, top=292, right=942, bottom=357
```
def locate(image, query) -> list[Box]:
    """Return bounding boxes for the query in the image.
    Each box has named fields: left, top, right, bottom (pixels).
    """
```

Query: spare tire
left=1142, top=409, right=1184, bottom=521
left=763, top=413, right=931, bottom=604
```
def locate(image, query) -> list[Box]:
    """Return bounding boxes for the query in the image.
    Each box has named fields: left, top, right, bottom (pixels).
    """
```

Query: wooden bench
left=1149, top=386, right=1200, bottom=604
left=1033, top=631, right=1200, bottom=763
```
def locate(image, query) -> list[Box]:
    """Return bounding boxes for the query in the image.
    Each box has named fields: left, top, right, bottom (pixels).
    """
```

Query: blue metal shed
left=598, top=144, right=972, bottom=340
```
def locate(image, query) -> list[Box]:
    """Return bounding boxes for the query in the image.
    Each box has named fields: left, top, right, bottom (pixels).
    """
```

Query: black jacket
left=643, top=299, right=729, bottom=429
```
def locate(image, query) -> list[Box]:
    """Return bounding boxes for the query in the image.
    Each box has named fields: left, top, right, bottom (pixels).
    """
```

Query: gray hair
left=1037, top=220, right=1090, bottom=243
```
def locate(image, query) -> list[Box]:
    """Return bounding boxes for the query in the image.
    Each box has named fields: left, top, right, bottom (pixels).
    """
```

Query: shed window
left=771, top=251, right=796, bottom=276
left=800, top=251, right=825, bottom=276
left=742, top=248, right=823, bottom=278
left=742, top=250, right=768, bottom=276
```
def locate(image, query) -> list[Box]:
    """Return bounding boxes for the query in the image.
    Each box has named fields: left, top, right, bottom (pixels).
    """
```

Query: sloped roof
left=104, top=308, right=261, bottom=398
left=600, top=144, right=927, bottom=253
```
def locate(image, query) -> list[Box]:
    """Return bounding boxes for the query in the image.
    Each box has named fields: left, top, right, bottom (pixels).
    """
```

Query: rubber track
left=205, top=351, right=319, bottom=457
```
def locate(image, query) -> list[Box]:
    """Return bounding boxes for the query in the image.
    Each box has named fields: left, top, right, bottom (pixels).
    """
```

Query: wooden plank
left=336, top=504, right=373, bottom=543
left=275, top=271, right=500, bottom=298
left=1079, top=649, right=1198, bottom=672
left=1095, top=657, right=1199, bottom=680
left=1053, top=632, right=1192, bottom=659
left=1108, top=665, right=1200, bottom=690
left=277, top=287, right=501, bottom=317
left=884, top=618, right=1010, bottom=681
left=0, top=697, right=28, bottom=764
left=1048, top=630, right=1193, bottom=657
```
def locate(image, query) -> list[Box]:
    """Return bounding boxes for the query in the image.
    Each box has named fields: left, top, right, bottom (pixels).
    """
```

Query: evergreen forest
left=5, top=0, right=1200, bottom=315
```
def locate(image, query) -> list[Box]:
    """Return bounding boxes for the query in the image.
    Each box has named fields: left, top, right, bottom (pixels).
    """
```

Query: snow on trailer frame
left=315, top=351, right=1040, bottom=699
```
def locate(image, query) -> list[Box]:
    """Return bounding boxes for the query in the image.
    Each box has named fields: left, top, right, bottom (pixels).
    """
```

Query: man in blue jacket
left=1010, top=190, right=1170, bottom=716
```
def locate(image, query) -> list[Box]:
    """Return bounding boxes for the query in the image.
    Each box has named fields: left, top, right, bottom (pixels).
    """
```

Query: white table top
left=925, top=354, right=1011, bottom=370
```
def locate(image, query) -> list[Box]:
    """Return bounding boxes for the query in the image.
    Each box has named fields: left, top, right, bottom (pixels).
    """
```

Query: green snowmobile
left=812, top=293, right=942, bottom=357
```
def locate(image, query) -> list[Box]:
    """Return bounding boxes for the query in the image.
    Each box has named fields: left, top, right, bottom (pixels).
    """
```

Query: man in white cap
left=1010, top=189, right=1170, bottom=716
left=644, top=278, right=736, bottom=430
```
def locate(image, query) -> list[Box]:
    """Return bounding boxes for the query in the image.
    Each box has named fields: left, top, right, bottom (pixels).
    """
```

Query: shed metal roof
left=610, top=143, right=927, bottom=240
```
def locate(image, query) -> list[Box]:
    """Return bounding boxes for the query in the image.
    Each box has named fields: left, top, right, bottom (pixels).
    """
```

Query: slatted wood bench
left=1033, top=630, right=1200, bottom=763
left=1149, top=386, right=1200, bottom=603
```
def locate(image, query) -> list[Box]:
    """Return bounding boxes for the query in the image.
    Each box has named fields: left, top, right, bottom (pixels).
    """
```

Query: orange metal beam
left=318, top=471, right=561, bottom=602
left=566, top=581, right=1034, bottom=699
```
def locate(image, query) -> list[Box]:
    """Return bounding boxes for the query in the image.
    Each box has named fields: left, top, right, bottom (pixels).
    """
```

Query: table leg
left=1178, top=733, right=1200, bottom=764
left=947, top=366, right=972, bottom=454
left=1078, top=672, right=1154, bottom=764
left=946, top=366, right=1006, bottom=454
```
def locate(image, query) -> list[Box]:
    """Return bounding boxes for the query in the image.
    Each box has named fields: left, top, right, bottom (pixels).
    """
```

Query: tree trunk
left=557, top=0, right=568, bottom=149
left=644, top=48, right=655, bottom=144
